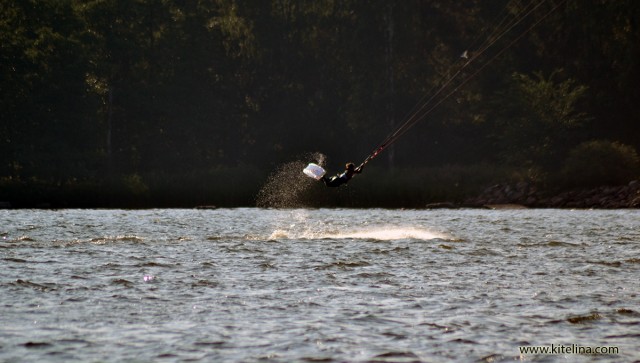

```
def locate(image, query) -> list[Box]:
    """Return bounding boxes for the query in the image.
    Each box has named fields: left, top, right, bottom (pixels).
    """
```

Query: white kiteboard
left=303, top=163, right=326, bottom=180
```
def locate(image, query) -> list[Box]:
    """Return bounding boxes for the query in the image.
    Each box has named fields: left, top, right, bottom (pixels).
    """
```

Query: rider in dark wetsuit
left=321, top=162, right=363, bottom=187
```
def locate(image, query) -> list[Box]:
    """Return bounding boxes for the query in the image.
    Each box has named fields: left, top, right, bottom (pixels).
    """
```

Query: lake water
left=1, top=208, right=638, bottom=362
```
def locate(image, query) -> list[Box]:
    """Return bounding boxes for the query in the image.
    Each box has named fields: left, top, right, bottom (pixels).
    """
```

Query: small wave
left=111, top=279, right=134, bottom=287
left=13, top=279, right=57, bottom=292
left=604, top=333, right=640, bottom=339
left=467, top=248, right=501, bottom=256
left=259, top=262, right=276, bottom=269
left=448, top=338, right=479, bottom=344
left=138, top=262, right=172, bottom=267
left=314, top=260, right=370, bottom=270
left=300, top=356, right=333, bottom=362
left=4, top=257, right=28, bottom=263
left=479, top=354, right=507, bottom=363
left=193, top=341, right=226, bottom=347
left=371, top=351, right=421, bottom=362
left=354, top=271, right=395, bottom=279
left=159, top=353, right=184, bottom=360
left=567, top=312, right=602, bottom=324
left=90, top=235, right=144, bottom=244
left=191, top=280, right=219, bottom=288
left=616, top=308, right=638, bottom=316
left=23, top=342, right=52, bottom=348
left=209, top=234, right=267, bottom=241
left=371, top=246, right=410, bottom=254
left=268, top=229, right=290, bottom=240
left=546, top=240, right=581, bottom=247
left=2, top=236, right=36, bottom=243
left=588, top=260, right=622, bottom=267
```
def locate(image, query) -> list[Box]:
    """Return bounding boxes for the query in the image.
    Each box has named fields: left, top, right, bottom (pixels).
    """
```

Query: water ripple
left=0, top=208, right=638, bottom=362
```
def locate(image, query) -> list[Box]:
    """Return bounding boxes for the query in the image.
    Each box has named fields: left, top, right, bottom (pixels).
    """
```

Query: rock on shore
left=464, top=180, right=640, bottom=209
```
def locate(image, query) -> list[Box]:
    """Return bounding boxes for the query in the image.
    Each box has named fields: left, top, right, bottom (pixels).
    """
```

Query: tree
left=492, top=70, right=590, bottom=171
left=562, top=140, right=640, bottom=187
left=0, top=0, right=96, bottom=181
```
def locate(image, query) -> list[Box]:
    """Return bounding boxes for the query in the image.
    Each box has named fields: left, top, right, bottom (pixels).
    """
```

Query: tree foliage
left=1, top=0, right=639, bottom=206
left=562, top=140, right=640, bottom=188
left=493, top=70, right=590, bottom=170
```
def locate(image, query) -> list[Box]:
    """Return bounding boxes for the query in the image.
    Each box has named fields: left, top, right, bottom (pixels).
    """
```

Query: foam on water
left=333, top=226, right=449, bottom=240
left=269, top=226, right=449, bottom=241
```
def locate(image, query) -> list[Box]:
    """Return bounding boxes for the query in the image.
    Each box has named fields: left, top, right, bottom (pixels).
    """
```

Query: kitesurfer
left=321, top=162, right=362, bottom=187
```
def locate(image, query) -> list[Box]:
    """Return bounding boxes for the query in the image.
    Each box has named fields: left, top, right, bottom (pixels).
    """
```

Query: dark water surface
left=1, top=208, right=639, bottom=362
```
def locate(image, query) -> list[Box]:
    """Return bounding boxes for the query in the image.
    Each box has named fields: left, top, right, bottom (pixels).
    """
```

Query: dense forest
left=1, top=0, right=639, bottom=208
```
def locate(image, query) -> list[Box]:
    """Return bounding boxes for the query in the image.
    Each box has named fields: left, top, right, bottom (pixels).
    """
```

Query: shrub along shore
left=462, top=180, right=640, bottom=209
left=1, top=164, right=638, bottom=209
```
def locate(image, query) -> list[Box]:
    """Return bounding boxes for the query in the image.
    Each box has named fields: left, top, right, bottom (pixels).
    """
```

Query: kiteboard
left=303, top=163, right=326, bottom=180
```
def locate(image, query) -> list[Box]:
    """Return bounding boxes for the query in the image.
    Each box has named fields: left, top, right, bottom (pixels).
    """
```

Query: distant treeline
left=1, top=0, right=639, bottom=207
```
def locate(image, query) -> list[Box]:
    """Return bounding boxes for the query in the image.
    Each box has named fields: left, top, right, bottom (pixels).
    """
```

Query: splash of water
left=268, top=226, right=450, bottom=241
left=334, top=227, right=449, bottom=241
left=256, top=152, right=327, bottom=208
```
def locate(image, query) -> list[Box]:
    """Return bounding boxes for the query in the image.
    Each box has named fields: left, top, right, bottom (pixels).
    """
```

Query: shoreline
left=460, top=180, right=640, bottom=209
left=1, top=180, right=639, bottom=210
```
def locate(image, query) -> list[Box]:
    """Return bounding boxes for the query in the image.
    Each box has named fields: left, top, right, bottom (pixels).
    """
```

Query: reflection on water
left=1, top=208, right=639, bottom=362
